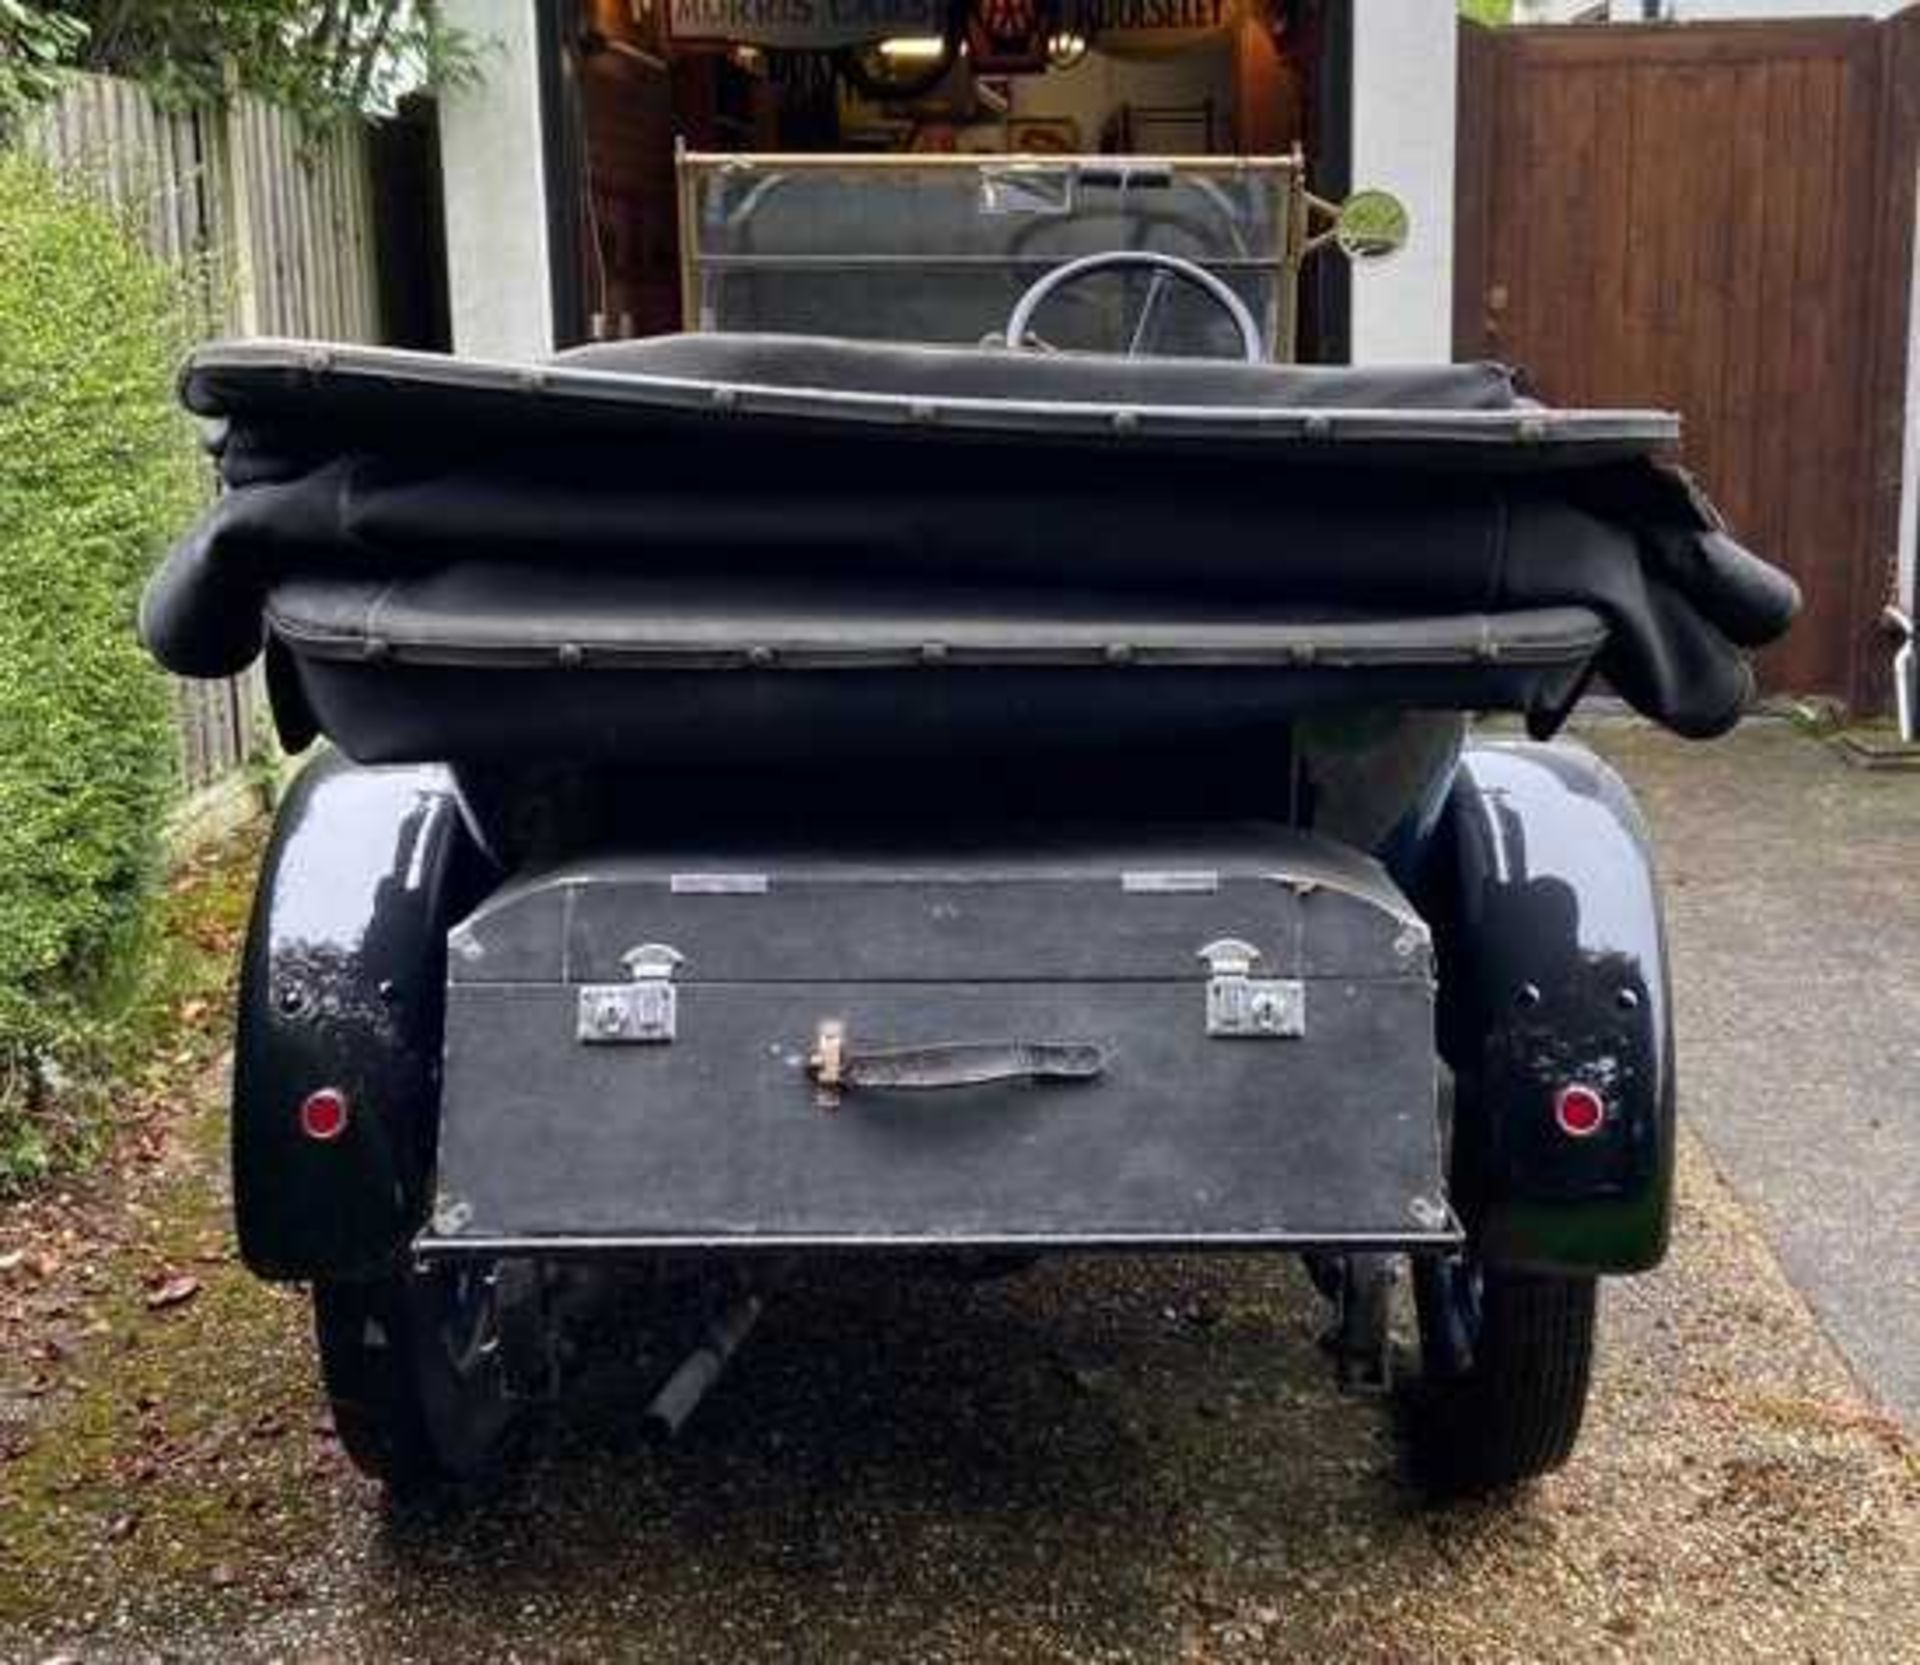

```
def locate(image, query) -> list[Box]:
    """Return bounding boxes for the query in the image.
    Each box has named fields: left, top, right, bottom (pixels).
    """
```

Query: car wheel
left=313, top=1259, right=520, bottom=1497
left=1407, top=1251, right=1597, bottom=1500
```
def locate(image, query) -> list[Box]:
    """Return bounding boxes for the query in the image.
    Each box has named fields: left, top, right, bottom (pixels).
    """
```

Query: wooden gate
left=1455, top=14, right=1920, bottom=709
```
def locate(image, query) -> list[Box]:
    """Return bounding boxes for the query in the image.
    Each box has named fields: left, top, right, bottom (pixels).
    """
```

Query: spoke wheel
left=314, top=1260, right=521, bottom=1497
left=1408, top=1251, right=1597, bottom=1500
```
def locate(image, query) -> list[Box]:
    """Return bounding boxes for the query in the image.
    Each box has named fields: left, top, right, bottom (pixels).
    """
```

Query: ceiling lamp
left=877, top=35, right=953, bottom=60
left=1047, top=30, right=1089, bottom=69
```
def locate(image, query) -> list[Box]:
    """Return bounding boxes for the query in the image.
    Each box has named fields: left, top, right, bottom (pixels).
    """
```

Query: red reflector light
left=1553, top=1083, right=1606, bottom=1139
left=299, top=1087, right=350, bottom=1142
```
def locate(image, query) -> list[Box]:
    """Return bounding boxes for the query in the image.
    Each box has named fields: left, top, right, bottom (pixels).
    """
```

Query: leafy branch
left=3, top=2, right=480, bottom=134
left=0, top=0, right=89, bottom=139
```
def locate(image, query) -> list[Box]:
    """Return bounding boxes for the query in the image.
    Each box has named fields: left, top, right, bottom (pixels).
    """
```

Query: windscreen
left=680, top=156, right=1300, bottom=360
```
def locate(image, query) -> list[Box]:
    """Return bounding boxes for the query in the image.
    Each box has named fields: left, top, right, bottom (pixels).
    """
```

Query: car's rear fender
left=1420, top=738, right=1675, bottom=1275
left=232, top=753, right=494, bottom=1281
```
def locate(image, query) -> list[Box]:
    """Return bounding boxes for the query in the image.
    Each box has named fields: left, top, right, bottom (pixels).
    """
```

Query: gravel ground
left=1, top=731, right=1916, bottom=1662
left=2, top=1133, right=1913, bottom=1662
left=1585, top=718, right=1920, bottom=1423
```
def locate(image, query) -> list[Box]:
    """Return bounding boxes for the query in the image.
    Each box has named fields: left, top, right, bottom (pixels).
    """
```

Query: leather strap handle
left=808, top=1021, right=1105, bottom=1109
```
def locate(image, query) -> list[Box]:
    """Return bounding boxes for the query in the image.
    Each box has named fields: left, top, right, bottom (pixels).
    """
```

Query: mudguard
left=231, top=753, right=493, bottom=1280
left=1421, top=738, right=1675, bottom=1274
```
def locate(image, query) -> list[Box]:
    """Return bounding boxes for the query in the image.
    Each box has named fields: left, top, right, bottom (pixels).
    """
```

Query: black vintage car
left=139, top=154, right=1796, bottom=1500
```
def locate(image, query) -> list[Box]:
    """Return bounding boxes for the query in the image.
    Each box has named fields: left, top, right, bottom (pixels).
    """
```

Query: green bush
left=0, top=151, right=202, bottom=1178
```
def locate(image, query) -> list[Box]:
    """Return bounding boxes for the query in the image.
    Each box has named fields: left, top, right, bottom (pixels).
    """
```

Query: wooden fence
left=1455, top=13, right=1920, bottom=710
left=21, top=74, right=385, bottom=790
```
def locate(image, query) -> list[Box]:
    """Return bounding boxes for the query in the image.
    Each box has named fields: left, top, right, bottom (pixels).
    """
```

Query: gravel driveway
left=1587, top=718, right=1920, bottom=1423
left=1, top=726, right=1915, bottom=1662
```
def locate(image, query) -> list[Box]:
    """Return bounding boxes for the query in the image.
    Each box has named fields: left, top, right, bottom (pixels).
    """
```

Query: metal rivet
left=910, top=400, right=939, bottom=424
left=1616, top=987, right=1641, bottom=1011
left=1515, top=982, right=1543, bottom=1010
left=746, top=644, right=776, bottom=667
left=1104, top=641, right=1135, bottom=665
left=557, top=641, right=584, bottom=668
left=919, top=641, right=948, bottom=665
left=1111, top=408, right=1139, bottom=434
left=711, top=385, right=738, bottom=410
left=1303, top=413, right=1333, bottom=439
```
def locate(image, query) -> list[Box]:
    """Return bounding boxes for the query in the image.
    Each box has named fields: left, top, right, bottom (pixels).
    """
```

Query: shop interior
left=558, top=0, right=1344, bottom=351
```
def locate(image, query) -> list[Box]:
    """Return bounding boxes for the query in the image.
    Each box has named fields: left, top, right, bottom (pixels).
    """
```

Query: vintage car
left=139, top=153, right=1797, bottom=1500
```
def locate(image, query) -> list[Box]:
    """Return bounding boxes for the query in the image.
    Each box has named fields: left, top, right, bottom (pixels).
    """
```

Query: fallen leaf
left=144, top=1274, right=201, bottom=1311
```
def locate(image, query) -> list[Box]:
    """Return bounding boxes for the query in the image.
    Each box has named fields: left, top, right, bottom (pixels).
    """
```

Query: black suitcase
left=422, top=826, right=1456, bottom=1254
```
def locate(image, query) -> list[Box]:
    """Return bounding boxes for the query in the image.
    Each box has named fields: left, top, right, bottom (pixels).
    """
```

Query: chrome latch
left=577, top=943, right=684, bottom=1044
left=808, top=1018, right=847, bottom=1111
left=1199, top=938, right=1305, bottom=1039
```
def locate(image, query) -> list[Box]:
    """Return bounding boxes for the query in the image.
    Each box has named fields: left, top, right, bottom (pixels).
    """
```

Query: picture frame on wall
left=1008, top=116, right=1081, bottom=154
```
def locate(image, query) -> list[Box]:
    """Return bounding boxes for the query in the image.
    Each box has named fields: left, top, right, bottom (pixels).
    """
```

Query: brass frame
left=675, top=143, right=1321, bottom=360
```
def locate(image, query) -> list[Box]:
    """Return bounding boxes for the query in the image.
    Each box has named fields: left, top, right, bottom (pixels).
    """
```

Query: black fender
left=1419, top=738, right=1675, bottom=1274
left=232, top=753, right=495, bottom=1280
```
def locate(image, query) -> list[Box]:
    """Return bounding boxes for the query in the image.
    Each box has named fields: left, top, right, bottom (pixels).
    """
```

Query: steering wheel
left=1004, top=251, right=1264, bottom=363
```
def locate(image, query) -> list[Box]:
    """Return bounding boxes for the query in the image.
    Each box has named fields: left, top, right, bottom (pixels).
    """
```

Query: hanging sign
left=666, top=0, right=948, bottom=49
left=1078, top=0, right=1238, bottom=56
left=968, top=0, right=1052, bottom=74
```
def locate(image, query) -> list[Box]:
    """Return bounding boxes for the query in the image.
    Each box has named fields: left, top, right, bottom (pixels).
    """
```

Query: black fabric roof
left=141, top=334, right=1797, bottom=743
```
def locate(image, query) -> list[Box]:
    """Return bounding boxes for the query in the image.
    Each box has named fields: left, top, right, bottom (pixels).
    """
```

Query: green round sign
left=1335, top=190, right=1412, bottom=262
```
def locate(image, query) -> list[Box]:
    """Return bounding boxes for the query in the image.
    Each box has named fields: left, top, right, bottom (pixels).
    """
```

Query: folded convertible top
left=141, top=334, right=1799, bottom=745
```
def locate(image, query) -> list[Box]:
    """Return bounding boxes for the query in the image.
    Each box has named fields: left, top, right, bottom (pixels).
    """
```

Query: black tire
left=313, top=1261, right=520, bottom=1497
left=1408, top=1254, right=1597, bottom=1500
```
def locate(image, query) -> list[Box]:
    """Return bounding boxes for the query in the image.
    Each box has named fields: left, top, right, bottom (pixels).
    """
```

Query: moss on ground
left=0, top=822, right=357, bottom=1630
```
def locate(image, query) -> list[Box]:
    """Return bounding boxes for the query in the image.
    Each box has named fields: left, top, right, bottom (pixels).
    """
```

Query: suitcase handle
left=808, top=1020, right=1106, bottom=1110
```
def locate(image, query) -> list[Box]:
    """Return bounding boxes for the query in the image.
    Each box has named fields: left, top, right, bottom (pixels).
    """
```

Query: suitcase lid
left=446, top=828, right=1431, bottom=987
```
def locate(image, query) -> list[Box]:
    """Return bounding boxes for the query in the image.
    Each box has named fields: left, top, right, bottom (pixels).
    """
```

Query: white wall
left=1349, top=0, right=1456, bottom=363
left=438, top=0, right=554, bottom=360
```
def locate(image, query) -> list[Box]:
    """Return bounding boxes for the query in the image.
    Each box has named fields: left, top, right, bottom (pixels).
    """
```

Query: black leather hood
left=141, top=334, right=1798, bottom=744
